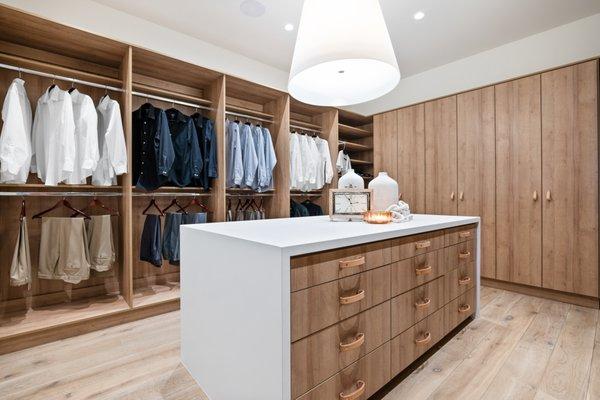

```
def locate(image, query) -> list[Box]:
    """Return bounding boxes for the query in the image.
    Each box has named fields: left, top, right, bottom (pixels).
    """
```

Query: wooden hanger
left=181, top=196, right=209, bottom=213
left=162, top=198, right=187, bottom=214
left=33, top=198, right=90, bottom=219
left=142, top=198, right=164, bottom=216
left=80, top=196, right=119, bottom=216
left=19, top=198, right=26, bottom=221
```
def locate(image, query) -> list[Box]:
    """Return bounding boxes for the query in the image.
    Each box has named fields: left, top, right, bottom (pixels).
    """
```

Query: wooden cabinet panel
left=374, top=111, right=398, bottom=181
left=444, top=224, right=477, bottom=247
left=397, top=104, right=425, bottom=213
left=297, top=342, right=391, bottom=400
left=392, top=230, right=445, bottom=262
left=391, top=276, right=445, bottom=337
left=425, top=96, right=458, bottom=215
left=457, top=87, right=495, bottom=279
left=444, top=240, right=475, bottom=272
left=291, top=301, right=390, bottom=398
left=495, top=75, right=542, bottom=287
left=541, top=60, right=599, bottom=297
left=391, top=249, right=445, bottom=296
left=446, top=261, right=476, bottom=303
left=291, top=265, right=391, bottom=342
left=445, top=288, right=476, bottom=334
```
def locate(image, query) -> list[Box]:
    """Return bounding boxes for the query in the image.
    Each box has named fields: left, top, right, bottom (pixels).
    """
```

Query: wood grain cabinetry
left=290, top=225, right=478, bottom=399
left=397, top=104, right=426, bottom=213
left=541, top=60, right=599, bottom=297
left=425, top=96, right=458, bottom=215
left=373, top=111, right=398, bottom=181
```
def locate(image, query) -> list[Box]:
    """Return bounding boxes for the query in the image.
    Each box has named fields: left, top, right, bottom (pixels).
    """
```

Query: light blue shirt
left=225, top=120, right=243, bottom=188
left=251, top=125, right=267, bottom=191
left=239, top=123, right=258, bottom=188
left=261, top=127, right=277, bottom=191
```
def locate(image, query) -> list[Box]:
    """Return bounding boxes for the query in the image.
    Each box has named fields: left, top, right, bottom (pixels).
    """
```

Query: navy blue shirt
left=132, top=103, right=175, bottom=191
left=191, top=114, right=218, bottom=189
left=165, top=109, right=202, bottom=187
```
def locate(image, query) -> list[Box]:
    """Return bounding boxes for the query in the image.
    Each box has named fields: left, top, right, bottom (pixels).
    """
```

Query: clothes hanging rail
left=132, top=192, right=212, bottom=197
left=0, top=62, right=124, bottom=93
left=290, top=123, right=322, bottom=133
left=133, top=91, right=213, bottom=111
left=226, top=193, right=274, bottom=198
left=0, top=191, right=122, bottom=197
left=226, top=111, right=273, bottom=124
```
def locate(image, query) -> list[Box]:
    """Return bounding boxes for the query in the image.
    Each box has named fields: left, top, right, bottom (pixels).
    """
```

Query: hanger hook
left=52, top=74, right=56, bottom=84
left=71, top=77, right=75, bottom=88
left=18, top=67, right=22, bottom=79
left=104, top=85, right=108, bottom=95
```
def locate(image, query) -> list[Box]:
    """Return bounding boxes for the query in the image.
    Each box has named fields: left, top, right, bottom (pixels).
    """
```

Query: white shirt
left=0, top=78, right=32, bottom=183
left=298, top=134, right=316, bottom=191
left=336, top=150, right=352, bottom=175
left=92, top=95, right=127, bottom=186
left=314, top=137, right=333, bottom=190
left=31, top=86, right=76, bottom=186
left=66, top=89, right=99, bottom=184
left=289, top=133, right=303, bottom=190
left=303, top=137, right=320, bottom=191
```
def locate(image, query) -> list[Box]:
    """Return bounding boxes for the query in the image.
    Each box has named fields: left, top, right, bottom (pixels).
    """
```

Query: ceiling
left=93, top=0, right=600, bottom=78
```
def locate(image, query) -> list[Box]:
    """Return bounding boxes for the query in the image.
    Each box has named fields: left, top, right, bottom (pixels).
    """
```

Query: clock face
left=334, top=193, right=369, bottom=214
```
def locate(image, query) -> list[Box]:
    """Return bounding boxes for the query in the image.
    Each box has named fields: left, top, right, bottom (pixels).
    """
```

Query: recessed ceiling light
left=413, top=11, right=425, bottom=20
left=240, top=0, right=266, bottom=18
left=284, top=23, right=294, bottom=31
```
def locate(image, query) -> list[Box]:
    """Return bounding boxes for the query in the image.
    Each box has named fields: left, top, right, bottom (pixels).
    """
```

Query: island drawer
left=291, top=265, right=391, bottom=342
left=390, top=305, right=445, bottom=376
left=391, top=276, right=445, bottom=337
left=296, top=342, right=391, bottom=400
left=444, top=224, right=477, bottom=247
left=444, top=240, right=475, bottom=272
left=446, top=261, right=476, bottom=303
left=391, top=249, right=445, bottom=296
left=291, top=301, right=390, bottom=398
left=291, top=240, right=393, bottom=292
left=391, top=230, right=444, bottom=262
left=445, top=288, right=476, bottom=334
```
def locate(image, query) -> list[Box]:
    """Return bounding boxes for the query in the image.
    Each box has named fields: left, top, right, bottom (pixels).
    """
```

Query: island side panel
left=181, top=227, right=287, bottom=400
left=476, top=221, right=482, bottom=316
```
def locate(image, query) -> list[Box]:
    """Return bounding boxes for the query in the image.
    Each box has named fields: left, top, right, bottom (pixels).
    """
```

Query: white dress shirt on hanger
left=314, top=137, right=333, bottom=189
left=92, top=95, right=127, bottom=186
left=0, top=78, right=32, bottom=183
left=336, top=149, right=352, bottom=175
left=289, top=133, right=303, bottom=190
left=67, top=89, right=99, bottom=184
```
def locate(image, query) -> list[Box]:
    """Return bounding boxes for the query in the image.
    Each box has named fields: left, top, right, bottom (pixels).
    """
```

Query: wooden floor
left=0, top=286, right=598, bottom=400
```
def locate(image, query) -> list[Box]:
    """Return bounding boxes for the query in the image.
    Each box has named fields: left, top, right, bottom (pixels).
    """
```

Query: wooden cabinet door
left=495, top=75, right=542, bottom=286
left=397, top=104, right=425, bottom=213
left=457, top=87, right=495, bottom=279
left=373, top=111, right=398, bottom=181
left=425, top=96, right=458, bottom=215
left=541, top=60, right=598, bottom=297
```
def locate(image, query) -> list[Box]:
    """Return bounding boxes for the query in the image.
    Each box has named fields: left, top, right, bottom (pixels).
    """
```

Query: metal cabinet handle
left=415, top=331, right=431, bottom=345
left=339, top=257, right=365, bottom=269
left=339, top=380, right=366, bottom=400
left=340, top=290, right=365, bottom=305
left=339, top=333, right=365, bottom=352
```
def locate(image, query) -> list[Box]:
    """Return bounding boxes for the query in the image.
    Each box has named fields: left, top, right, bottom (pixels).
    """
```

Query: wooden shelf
left=132, top=82, right=212, bottom=106
left=350, top=159, right=373, bottom=166
left=338, top=124, right=372, bottom=138
left=290, top=119, right=322, bottom=131
left=339, top=141, right=372, bottom=152
left=0, top=294, right=129, bottom=340
left=133, top=283, right=180, bottom=308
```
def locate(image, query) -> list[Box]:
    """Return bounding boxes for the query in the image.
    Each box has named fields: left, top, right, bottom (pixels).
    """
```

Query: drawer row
left=291, top=224, right=476, bottom=292
left=291, top=245, right=476, bottom=341
left=294, top=288, right=476, bottom=400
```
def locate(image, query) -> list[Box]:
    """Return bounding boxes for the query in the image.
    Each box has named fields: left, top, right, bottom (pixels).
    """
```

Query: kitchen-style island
left=181, top=214, right=480, bottom=400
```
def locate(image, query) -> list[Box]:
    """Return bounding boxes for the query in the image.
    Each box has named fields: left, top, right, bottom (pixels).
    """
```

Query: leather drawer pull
left=458, top=231, right=472, bottom=238
left=459, top=304, right=471, bottom=313
left=339, top=333, right=365, bottom=352
left=459, top=276, right=471, bottom=285
left=339, top=257, right=366, bottom=269
left=415, top=240, right=431, bottom=249
left=458, top=251, right=471, bottom=260
left=340, top=290, right=365, bottom=305
left=415, top=331, right=431, bottom=345
left=415, top=265, right=432, bottom=276
left=415, top=297, right=431, bottom=309
left=339, top=380, right=366, bottom=400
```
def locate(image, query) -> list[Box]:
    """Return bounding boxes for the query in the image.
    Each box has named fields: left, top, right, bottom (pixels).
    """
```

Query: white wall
left=348, top=13, right=600, bottom=116
left=4, top=0, right=599, bottom=116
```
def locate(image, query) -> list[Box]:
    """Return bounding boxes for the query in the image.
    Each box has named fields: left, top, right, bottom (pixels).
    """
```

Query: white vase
left=338, top=169, right=364, bottom=189
left=368, top=172, right=399, bottom=211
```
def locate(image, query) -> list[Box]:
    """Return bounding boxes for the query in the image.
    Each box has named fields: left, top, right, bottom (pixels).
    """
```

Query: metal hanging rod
left=0, top=62, right=124, bottom=93
left=133, top=91, right=213, bottom=111
left=0, top=191, right=121, bottom=197
left=290, top=124, right=322, bottom=133
left=226, top=193, right=274, bottom=198
left=132, top=192, right=211, bottom=197
left=226, top=111, right=273, bottom=124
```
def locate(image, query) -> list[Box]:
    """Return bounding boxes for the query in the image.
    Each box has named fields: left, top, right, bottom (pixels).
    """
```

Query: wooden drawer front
left=291, top=301, right=391, bottom=398
left=391, top=249, right=445, bottom=296
left=444, top=240, right=475, bottom=272
left=292, top=265, right=391, bottom=342
left=445, top=288, right=476, bottom=334
left=444, top=224, right=477, bottom=247
left=390, top=306, right=445, bottom=376
left=446, top=261, right=476, bottom=303
left=297, top=342, right=391, bottom=400
left=392, top=230, right=444, bottom=262
left=291, top=241, right=392, bottom=292
left=391, top=276, right=445, bottom=337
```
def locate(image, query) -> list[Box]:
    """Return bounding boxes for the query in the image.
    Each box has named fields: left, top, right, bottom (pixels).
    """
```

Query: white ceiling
left=92, top=0, right=600, bottom=78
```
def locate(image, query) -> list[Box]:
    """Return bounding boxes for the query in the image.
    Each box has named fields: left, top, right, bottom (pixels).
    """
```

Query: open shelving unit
left=338, top=110, right=374, bottom=183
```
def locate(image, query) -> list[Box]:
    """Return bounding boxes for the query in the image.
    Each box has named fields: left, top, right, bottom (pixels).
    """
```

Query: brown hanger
left=162, top=198, right=187, bottom=214
left=19, top=198, right=26, bottom=221
left=181, top=196, right=209, bottom=212
left=142, top=198, right=164, bottom=216
left=79, top=196, right=119, bottom=216
left=33, top=198, right=90, bottom=219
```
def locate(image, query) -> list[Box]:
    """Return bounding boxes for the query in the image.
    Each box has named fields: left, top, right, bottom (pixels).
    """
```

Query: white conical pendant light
left=288, top=0, right=400, bottom=107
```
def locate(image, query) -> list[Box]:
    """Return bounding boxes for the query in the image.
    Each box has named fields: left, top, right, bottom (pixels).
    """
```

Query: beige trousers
left=10, top=217, right=32, bottom=288
left=87, top=215, right=116, bottom=272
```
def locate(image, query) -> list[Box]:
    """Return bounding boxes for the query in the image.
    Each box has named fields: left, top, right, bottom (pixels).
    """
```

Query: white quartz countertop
left=183, top=214, right=480, bottom=256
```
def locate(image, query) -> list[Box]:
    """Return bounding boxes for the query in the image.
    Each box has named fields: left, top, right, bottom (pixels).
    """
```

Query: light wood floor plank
left=480, top=286, right=505, bottom=309
left=586, top=314, right=600, bottom=399
left=538, top=306, right=598, bottom=400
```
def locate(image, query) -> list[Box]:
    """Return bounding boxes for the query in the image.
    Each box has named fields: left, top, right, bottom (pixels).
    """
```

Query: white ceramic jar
left=368, top=172, right=399, bottom=211
left=338, top=169, right=364, bottom=189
